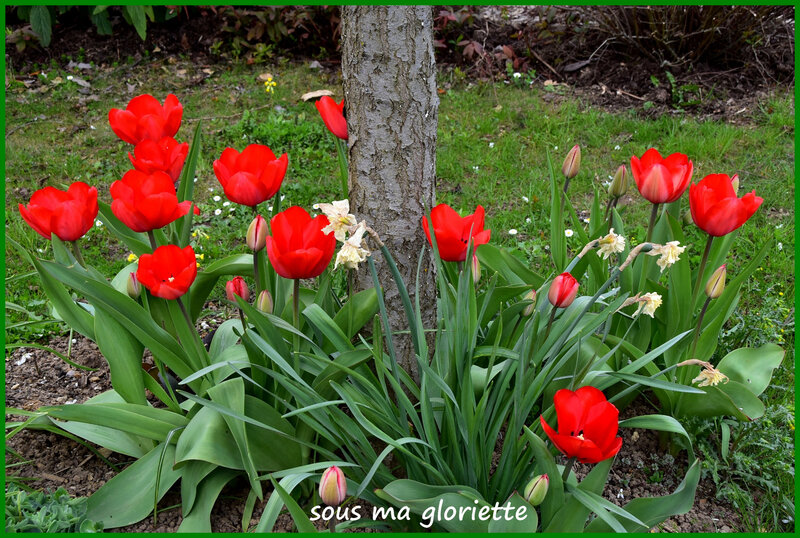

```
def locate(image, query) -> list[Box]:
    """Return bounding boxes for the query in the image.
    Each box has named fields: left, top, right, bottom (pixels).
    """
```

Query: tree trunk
left=341, top=6, right=438, bottom=380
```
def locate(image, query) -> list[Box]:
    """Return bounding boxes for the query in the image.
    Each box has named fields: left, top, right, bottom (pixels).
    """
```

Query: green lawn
left=4, top=59, right=795, bottom=531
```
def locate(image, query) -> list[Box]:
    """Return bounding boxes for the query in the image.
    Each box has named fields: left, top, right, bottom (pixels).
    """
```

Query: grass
left=4, top=59, right=794, bottom=531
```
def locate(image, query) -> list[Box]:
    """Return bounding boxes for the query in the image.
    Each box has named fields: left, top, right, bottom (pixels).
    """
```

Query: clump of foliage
left=5, top=484, right=104, bottom=533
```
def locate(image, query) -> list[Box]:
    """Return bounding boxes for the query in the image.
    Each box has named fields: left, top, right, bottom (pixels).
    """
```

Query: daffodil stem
left=70, top=241, right=86, bottom=267
left=147, top=230, right=158, bottom=251
left=562, top=456, right=577, bottom=483
left=690, top=235, right=715, bottom=309
left=334, top=137, right=348, bottom=198
left=638, top=203, right=661, bottom=290
left=292, top=278, right=300, bottom=370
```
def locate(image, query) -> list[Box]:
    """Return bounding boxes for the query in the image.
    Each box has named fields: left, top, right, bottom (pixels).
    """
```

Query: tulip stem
left=253, top=251, right=261, bottom=296
left=147, top=230, right=158, bottom=251
left=334, top=137, right=349, bottom=197
left=690, top=235, right=715, bottom=309
left=645, top=203, right=659, bottom=243
left=70, top=241, right=86, bottom=268
left=176, top=298, right=195, bottom=334
left=292, top=278, right=300, bottom=369
left=329, top=517, right=336, bottom=534
left=689, top=297, right=711, bottom=361
left=544, top=307, right=558, bottom=340
left=562, top=456, right=577, bottom=483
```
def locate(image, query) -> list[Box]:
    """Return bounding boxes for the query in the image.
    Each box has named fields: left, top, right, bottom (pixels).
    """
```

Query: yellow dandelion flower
left=127, top=253, right=138, bottom=262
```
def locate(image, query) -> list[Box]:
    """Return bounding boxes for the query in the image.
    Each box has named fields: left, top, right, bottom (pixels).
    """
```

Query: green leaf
left=523, top=426, right=564, bottom=528
left=716, top=343, right=784, bottom=396
left=94, top=306, right=146, bottom=405
left=303, top=303, right=353, bottom=351
left=585, top=460, right=701, bottom=532
left=606, top=371, right=705, bottom=394
left=676, top=380, right=766, bottom=421
left=620, top=414, right=692, bottom=449
left=123, top=5, right=147, bottom=40
left=545, top=457, right=613, bottom=532
left=268, top=477, right=318, bottom=532
left=487, top=492, right=538, bottom=532
left=86, top=443, right=181, bottom=528
left=44, top=402, right=187, bottom=441
left=189, top=254, right=253, bottom=320
left=176, top=122, right=203, bottom=245
left=477, top=244, right=544, bottom=287
left=331, top=287, right=379, bottom=342
left=178, top=468, right=240, bottom=532
left=254, top=473, right=314, bottom=532
left=180, top=460, right=216, bottom=516
left=90, top=9, right=112, bottom=35
left=30, top=6, right=52, bottom=46
left=97, top=202, right=151, bottom=255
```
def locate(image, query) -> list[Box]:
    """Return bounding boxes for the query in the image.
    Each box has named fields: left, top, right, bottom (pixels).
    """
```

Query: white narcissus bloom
left=597, top=228, right=626, bottom=259
left=318, top=199, right=357, bottom=242
left=635, top=292, right=662, bottom=317
left=334, top=222, right=370, bottom=270
left=648, top=241, right=686, bottom=272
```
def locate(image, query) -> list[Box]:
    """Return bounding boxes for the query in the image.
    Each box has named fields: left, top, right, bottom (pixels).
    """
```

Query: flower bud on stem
left=70, top=241, right=86, bottom=268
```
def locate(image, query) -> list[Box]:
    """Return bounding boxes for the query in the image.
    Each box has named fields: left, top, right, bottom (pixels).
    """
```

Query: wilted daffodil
left=647, top=241, right=686, bottom=272
left=334, top=221, right=370, bottom=270
left=597, top=228, right=626, bottom=259
left=635, top=292, right=662, bottom=318
left=318, top=199, right=358, bottom=242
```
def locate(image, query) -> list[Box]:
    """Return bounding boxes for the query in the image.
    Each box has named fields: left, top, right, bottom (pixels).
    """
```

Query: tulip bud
left=522, top=289, right=537, bottom=317
left=523, top=474, right=549, bottom=506
left=246, top=215, right=267, bottom=252
left=126, top=272, right=141, bottom=299
left=682, top=210, right=694, bottom=226
left=471, top=254, right=481, bottom=283
left=730, top=174, right=740, bottom=194
left=319, top=466, right=346, bottom=506
left=548, top=272, right=579, bottom=308
left=561, top=144, right=581, bottom=179
left=226, top=276, right=250, bottom=303
left=256, top=289, right=273, bottom=314
left=609, top=165, right=628, bottom=198
left=705, top=264, right=726, bottom=299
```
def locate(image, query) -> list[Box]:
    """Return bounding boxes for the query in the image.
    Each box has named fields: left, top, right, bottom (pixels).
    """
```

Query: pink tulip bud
left=247, top=215, right=268, bottom=252
left=548, top=272, right=579, bottom=308
left=226, top=276, right=250, bottom=303
left=471, top=254, right=481, bottom=283
left=319, top=466, right=346, bottom=506
left=523, top=474, right=549, bottom=506
left=256, top=289, right=273, bottom=314
left=127, top=272, right=141, bottom=299
left=562, top=144, right=581, bottom=180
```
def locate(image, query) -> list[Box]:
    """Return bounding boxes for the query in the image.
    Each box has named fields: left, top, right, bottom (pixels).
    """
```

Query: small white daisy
left=67, top=75, right=74, bottom=81
left=222, top=201, right=230, bottom=207
left=778, top=242, right=783, bottom=251
left=95, top=220, right=103, bottom=227
left=193, top=178, right=198, bottom=183
left=208, top=187, right=214, bottom=192
left=614, top=144, right=621, bottom=150
left=472, top=166, right=479, bottom=172
left=229, top=207, right=235, bottom=212
left=564, top=229, right=574, bottom=238
left=513, top=72, right=521, bottom=79
left=214, top=209, right=222, bottom=216
left=508, top=229, right=518, bottom=236
left=522, top=195, right=529, bottom=202
left=554, top=146, right=558, bottom=150
left=89, top=125, right=96, bottom=130
left=489, top=142, right=495, bottom=148
left=213, top=195, right=221, bottom=202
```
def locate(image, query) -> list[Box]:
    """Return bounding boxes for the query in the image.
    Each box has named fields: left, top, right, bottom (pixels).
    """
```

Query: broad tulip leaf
left=48, top=417, right=153, bottom=458
left=208, top=319, right=244, bottom=360
left=478, top=243, right=544, bottom=287
left=717, top=343, right=784, bottom=396
left=97, top=202, right=151, bottom=255
left=607, top=372, right=705, bottom=394
left=487, top=492, right=538, bottom=532
left=180, top=460, right=216, bottom=516
left=178, top=468, right=240, bottom=532
left=267, top=478, right=318, bottom=533
left=331, top=287, right=379, bottom=342
left=312, top=348, right=373, bottom=400
left=545, top=457, right=613, bottom=532
left=254, top=473, right=314, bottom=532
left=304, top=303, right=354, bottom=351
left=523, top=426, right=564, bottom=528
left=675, top=379, right=765, bottom=420
left=585, top=460, right=701, bottom=532
left=189, top=253, right=253, bottom=320
left=44, top=402, right=187, bottom=441
left=86, top=443, right=181, bottom=528
left=94, top=305, right=147, bottom=405
left=620, top=414, right=692, bottom=449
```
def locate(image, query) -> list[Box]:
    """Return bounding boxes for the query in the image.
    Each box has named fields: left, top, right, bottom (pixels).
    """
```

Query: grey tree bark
left=341, top=6, right=438, bottom=380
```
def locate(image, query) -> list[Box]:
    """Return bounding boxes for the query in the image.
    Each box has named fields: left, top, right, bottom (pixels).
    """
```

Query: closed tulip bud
left=705, top=264, right=726, bottom=299
left=562, top=144, right=581, bottom=179
left=126, top=272, right=141, bottom=299
left=730, top=173, right=740, bottom=194
left=609, top=165, right=628, bottom=198
left=523, top=474, right=549, bottom=506
left=522, top=289, right=537, bottom=317
left=319, top=466, right=346, bottom=506
left=226, top=276, right=250, bottom=303
left=682, top=210, right=694, bottom=226
left=548, top=272, right=579, bottom=308
left=246, top=215, right=267, bottom=252
left=256, top=289, right=273, bottom=314
left=471, top=254, right=481, bottom=283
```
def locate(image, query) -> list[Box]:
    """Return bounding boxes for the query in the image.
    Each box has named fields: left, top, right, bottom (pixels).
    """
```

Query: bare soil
left=7, top=333, right=741, bottom=532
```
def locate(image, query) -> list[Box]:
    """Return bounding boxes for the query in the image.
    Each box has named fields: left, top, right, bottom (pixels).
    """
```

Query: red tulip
left=421, top=204, right=491, bottom=262
left=315, top=96, right=347, bottom=140
left=19, top=182, right=98, bottom=241
left=110, top=170, right=200, bottom=233
left=226, top=276, right=250, bottom=302
left=548, top=272, right=579, bottom=308
left=136, top=244, right=197, bottom=300
left=266, top=206, right=336, bottom=279
left=213, top=145, right=288, bottom=207
left=109, top=94, right=183, bottom=145
left=630, top=148, right=693, bottom=204
left=128, top=136, right=189, bottom=184
left=689, top=173, right=763, bottom=237
left=540, top=386, right=622, bottom=464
